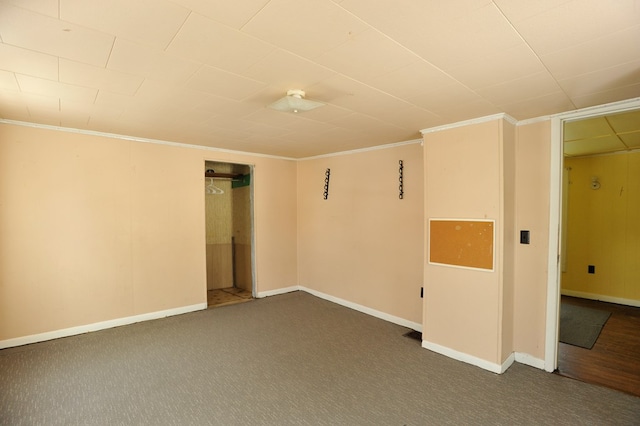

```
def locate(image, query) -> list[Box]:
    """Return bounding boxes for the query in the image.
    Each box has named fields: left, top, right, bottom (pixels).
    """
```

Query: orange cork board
left=429, top=219, right=494, bottom=270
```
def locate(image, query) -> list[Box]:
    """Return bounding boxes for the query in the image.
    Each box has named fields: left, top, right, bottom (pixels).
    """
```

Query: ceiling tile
left=0, top=3, right=114, bottom=67
left=289, top=103, right=352, bottom=123
left=60, top=59, right=145, bottom=96
left=497, top=91, right=575, bottom=120
left=557, top=59, right=640, bottom=99
left=315, top=29, right=417, bottom=81
left=16, top=74, right=98, bottom=104
left=363, top=59, right=457, bottom=100
left=476, top=72, right=562, bottom=106
left=407, top=81, right=482, bottom=112
left=564, top=135, right=626, bottom=157
left=20, top=91, right=60, bottom=114
left=186, top=66, right=267, bottom=100
left=148, top=54, right=201, bottom=86
left=194, top=93, right=264, bottom=118
left=0, top=43, right=58, bottom=81
left=564, top=117, right=612, bottom=141
left=340, top=0, right=491, bottom=46
left=342, top=1, right=519, bottom=70
left=107, top=39, right=161, bottom=77
left=167, top=13, right=274, bottom=74
left=619, top=131, right=640, bottom=148
left=541, top=25, right=640, bottom=82
left=60, top=0, right=189, bottom=49
left=94, top=91, right=133, bottom=111
left=170, top=0, right=270, bottom=29
left=381, top=105, right=441, bottom=133
left=242, top=108, right=301, bottom=128
left=107, top=38, right=202, bottom=85
left=446, top=43, right=545, bottom=90
left=571, top=83, right=640, bottom=110
left=492, top=0, right=573, bottom=22
left=606, top=110, right=640, bottom=134
left=241, top=49, right=336, bottom=88
left=0, top=92, right=31, bottom=120
left=242, top=0, right=370, bottom=59
left=506, top=0, right=640, bottom=56
left=419, top=3, right=523, bottom=70
left=1, top=0, right=59, bottom=17
left=308, top=75, right=413, bottom=118
left=0, top=70, right=19, bottom=91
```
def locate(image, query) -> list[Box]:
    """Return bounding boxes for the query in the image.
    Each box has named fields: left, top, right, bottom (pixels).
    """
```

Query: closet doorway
left=204, top=161, right=254, bottom=308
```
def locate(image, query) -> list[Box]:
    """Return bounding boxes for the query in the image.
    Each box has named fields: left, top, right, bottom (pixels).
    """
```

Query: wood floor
left=207, top=287, right=253, bottom=308
left=557, top=296, right=640, bottom=397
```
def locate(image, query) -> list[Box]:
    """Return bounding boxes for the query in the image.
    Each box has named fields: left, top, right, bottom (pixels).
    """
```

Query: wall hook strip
left=323, top=168, right=331, bottom=200
left=398, top=160, right=404, bottom=200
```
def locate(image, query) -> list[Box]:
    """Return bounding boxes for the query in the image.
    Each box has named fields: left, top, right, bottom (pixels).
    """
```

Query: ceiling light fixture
left=267, top=89, right=324, bottom=113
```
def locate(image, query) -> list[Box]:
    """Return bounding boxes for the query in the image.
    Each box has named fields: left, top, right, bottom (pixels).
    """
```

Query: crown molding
left=298, top=138, right=423, bottom=161
left=420, top=113, right=517, bottom=135
left=0, top=119, right=297, bottom=161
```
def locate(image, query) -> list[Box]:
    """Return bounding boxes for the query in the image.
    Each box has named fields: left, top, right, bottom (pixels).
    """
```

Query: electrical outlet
left=520, top=230, right=530, bottom=244
left=420, top=287, right=423, bottom=298
left=588, top=265, right=595, bottom=274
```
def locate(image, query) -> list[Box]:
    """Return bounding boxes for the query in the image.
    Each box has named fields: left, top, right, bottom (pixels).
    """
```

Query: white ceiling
left=1, top=0, right=639, bottom=158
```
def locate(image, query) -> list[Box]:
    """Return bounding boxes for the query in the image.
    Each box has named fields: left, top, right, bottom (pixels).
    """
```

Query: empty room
left=1, top=1, right=640, bottom=424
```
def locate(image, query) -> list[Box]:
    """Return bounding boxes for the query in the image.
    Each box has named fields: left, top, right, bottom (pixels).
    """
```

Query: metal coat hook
left=323, top=168, right=331, bottom=200
left=398, top=160, right=404, bottom=200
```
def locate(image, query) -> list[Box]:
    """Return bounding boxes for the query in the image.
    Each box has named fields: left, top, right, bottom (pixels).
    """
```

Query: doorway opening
left=548, top=100, right=640, bottom=396
left=204, top=160, right=254, bottom=308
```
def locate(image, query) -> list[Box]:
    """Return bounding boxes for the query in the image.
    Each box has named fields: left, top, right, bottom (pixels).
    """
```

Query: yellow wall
left=0, top=122, right=297, bottom=343
left=562, top=152, right=640, bottom=303
left=297, top=143, right=424, bottom=326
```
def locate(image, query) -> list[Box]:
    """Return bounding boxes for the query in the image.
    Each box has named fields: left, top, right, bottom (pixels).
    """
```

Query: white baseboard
left=256, top=285, right=300, bottom=298
left=515, top=352, right=546, bottom=370
left=561, top=289, right=640, bottom=308
left=0, top=303, right=207, bottom=350
left=421, top=339, right=514, bottom=374
left=298, top=286, right=422, bottom=332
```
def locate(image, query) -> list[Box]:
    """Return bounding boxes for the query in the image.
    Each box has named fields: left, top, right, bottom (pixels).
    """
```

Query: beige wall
left=563, top=152, right=640, bottom=303
left=0, top=122, right=297, bottom=343
left=1, top=117, right=556, bottom=371
left=297, top=143, right=424, bottom=326
left=513, top=120, right=552, bottom=361
left=422, top=118, right=514, bottom=368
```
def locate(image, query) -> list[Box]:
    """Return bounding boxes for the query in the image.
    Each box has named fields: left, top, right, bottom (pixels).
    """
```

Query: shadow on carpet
left=560, top=303, right=611, bottom=349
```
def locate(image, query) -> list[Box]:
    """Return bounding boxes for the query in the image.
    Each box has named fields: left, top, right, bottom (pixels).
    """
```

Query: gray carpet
left=1, top=291, right=639, bottom=425
left=560, top=303, right=611, bottom=349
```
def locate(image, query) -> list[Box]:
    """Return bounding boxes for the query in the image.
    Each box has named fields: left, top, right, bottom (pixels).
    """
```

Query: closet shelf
left=205, top=172, right=243, bottom=180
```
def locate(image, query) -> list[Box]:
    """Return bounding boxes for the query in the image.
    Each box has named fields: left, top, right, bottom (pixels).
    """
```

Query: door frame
left=203, top=160, right=256, bottom=297
left=544, top=97, right=640, bottom=372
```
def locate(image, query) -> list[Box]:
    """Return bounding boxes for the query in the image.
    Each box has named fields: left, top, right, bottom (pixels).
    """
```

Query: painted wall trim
left=562, top=289, right=640, bottom=308
left=256, top=285, right=300, bottom=298
left=421, top=339, right=515, bottom=374
left=299, top=286, right=423, bottom=332
left=516, top=115, right=551, bottom=126
left=0, top=119, right=295, bottom=161
left=545, top=96, right=640, bottom=373
left=0, top=303, right=207, bottom=350
left=515, top=352, right=546, bottom=370
left=298, top=138, right=423, bottom=161
left=420, top=113, right=517, bottom=135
